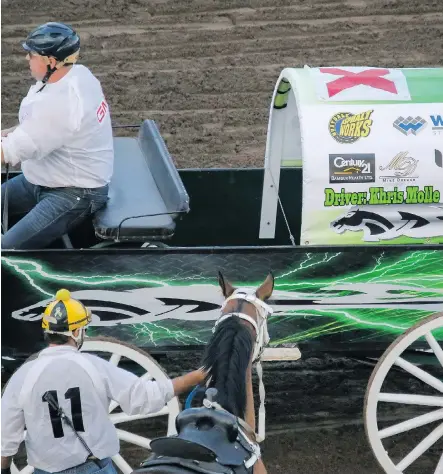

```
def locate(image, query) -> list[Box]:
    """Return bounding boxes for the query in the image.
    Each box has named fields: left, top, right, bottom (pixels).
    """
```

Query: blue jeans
left=1, top=174, right=108, bottom=250
left=34, top=457, right=117, bottom=474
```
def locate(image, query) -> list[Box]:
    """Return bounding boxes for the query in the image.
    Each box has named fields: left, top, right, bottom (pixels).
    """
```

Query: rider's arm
left=1, top=96, right=79, bottom=166
left=85, top=354, right=205, bottom=416
left=171, top=369, right=206, bottom=396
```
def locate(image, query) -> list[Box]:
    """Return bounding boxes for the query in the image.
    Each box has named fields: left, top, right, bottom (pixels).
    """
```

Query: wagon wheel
left=364, top=312, right=443, bottom=474
left=10, top=336, right=180, bottom=474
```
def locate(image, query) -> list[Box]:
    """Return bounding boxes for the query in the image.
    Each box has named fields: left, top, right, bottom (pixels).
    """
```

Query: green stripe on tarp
left=403, top=68, right=443, bottom=103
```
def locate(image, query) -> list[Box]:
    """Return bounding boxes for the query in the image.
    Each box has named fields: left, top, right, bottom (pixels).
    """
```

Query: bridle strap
left=256, top=359, right=265, bottom=442
left=214, top=312, right=259, bottom=335
left=221, top=292, right=274, bottom=315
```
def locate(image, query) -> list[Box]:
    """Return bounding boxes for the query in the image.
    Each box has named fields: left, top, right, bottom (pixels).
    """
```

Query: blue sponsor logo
left=393, top=116, right=427, bottom=136
left=430, top=115, right=443, bottom=132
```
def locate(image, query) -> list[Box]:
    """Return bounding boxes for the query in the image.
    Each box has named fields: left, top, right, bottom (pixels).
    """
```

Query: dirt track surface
left=2, top=0, right=443, bottom=168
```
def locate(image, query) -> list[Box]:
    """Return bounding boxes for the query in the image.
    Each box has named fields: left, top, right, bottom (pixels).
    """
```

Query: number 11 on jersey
left=42, top=387, right=85, bottom=438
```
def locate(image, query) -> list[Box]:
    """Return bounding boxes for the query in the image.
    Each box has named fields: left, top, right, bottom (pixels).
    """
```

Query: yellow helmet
left=42, top=289, right=91, bottom=336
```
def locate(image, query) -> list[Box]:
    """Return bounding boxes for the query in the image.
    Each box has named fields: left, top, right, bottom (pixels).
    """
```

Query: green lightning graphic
left=2, top=249, right=443, bottom=348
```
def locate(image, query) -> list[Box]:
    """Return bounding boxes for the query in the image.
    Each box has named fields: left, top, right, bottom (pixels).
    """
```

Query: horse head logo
left=331, top=207, right=395, bottom=240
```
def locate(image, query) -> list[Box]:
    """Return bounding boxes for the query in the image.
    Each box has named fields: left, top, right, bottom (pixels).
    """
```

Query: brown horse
left=142, top=272, right=274, bottom=474
left=202, top=271, right=275, bottom=473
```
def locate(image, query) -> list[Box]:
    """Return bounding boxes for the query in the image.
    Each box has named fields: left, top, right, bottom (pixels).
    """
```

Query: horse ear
left=218, top=271, right=236, bottom=298
left=255, top=272, right=274, bottom=300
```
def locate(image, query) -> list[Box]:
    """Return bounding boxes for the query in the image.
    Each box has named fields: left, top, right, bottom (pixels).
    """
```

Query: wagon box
left=2, top=65, right=443, bottom=474
left=2, top=66, right=443, bottom=367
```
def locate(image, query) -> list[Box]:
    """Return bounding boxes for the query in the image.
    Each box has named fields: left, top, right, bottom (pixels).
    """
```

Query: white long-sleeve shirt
left=1, top=345, right=174, bottom=473
left=2, top=64, right=114, bottom=188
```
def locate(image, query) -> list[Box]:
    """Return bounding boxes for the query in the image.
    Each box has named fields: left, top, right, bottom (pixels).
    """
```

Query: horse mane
left=201, top=316, right=253, bottom=418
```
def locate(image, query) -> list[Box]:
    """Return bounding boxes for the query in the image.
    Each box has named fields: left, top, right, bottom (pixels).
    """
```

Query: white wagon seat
left=93, top=120, right=190, bottom=242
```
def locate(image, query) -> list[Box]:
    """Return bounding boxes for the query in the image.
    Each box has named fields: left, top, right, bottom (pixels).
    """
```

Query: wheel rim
left=364, top=313, right=443, bottom=474
left=10, top=337, right=180, bottom=474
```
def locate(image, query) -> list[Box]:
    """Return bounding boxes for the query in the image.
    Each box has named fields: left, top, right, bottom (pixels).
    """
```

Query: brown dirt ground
left=2, top=1, right=443, bottom=472
left=2, top=0, right=443, bottom=169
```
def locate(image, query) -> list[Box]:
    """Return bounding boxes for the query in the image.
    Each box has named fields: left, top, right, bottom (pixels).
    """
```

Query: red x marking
left=319, top=68, right=398, bottom=97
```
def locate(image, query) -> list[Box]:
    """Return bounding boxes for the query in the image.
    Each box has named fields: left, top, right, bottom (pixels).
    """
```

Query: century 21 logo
left=329, top=110, right=374, bottom=144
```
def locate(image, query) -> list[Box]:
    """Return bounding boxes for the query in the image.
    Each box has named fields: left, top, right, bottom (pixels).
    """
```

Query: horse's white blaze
left=365, top=313, right=443, bottom=474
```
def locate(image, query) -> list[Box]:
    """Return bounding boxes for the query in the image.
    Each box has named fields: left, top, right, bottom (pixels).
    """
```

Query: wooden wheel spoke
left=434, top=453, right=443, bottom=474
left=378, top=393, right=443, bottom=407
left=395, top=422, right=443, bottom=471
left=394, top=356, right=443, bottom=393
left=109, top=353, right=122, bottom=366
left=365, top=313, right=443, bottom=474
left=115, top=428, right=152, bottom=449
left=425, top=331, right=443, bottom=369
left=110, top=405, right=169, bottom=424
left=379, top=408, right=443, bottom=439
left=111, top=454, right=133, bottom=474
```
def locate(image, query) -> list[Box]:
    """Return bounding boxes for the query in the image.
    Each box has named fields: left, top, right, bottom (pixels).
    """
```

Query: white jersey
left=1, top=64, right=114, bottom=188
left=1, top=345, right=174, bottom=473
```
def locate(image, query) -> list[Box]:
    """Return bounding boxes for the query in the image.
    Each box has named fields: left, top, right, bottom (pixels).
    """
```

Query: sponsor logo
left=379, top=152, right=419, bottom=183
left=393, top=116, right=427, bottom=136
left=329, top=110, right=374, bottom=144
left=329, top=153, right=375, bottom=183
left=330, top=204, right=443, bottom=242
left=96, top=99, right=108, bottom=123
left=319, top=68, right=398, bottom=98
left=430, top=115, right=443, bottom=134
left=436, top=149, right=443, bottom=169
left=324, top=186, right=440, bottom=207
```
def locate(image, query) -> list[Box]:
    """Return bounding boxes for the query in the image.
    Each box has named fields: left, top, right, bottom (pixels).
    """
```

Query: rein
left=212, top=289, right=273, bottom=443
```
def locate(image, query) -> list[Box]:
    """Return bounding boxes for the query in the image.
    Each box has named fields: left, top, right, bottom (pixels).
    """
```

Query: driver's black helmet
left=22, top=22, right=80, bottom=61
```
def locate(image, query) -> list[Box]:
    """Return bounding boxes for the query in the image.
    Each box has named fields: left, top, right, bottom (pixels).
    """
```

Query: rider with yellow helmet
left=1, top=290, right=206, bottom=474
left=41, top=288, right=92, bottom=349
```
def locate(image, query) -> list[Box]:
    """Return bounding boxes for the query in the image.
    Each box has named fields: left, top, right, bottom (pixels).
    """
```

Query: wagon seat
left=92, top=120, right=190, bottom=245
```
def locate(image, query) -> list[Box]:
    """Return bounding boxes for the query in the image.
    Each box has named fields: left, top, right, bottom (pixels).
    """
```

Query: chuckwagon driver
left=1, top=22, right=114, bottom=250
left=1, top=289, right=207, bottom=474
